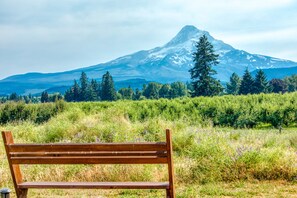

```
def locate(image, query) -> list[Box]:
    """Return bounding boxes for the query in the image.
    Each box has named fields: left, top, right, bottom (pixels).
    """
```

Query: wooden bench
left=2, top=129, right=175, bottom=198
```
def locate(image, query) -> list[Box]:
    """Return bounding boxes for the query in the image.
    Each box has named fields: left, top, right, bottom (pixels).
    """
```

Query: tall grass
left=0, top=93, right=297, bottom=197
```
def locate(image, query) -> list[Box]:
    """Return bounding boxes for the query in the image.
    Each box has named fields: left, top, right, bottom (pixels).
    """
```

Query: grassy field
left=1, top=96, right=297, bottom=197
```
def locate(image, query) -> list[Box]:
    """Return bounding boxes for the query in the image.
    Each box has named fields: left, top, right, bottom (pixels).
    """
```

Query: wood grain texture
left=166, top=129, right=176, bottom=198
left=19, top=182, right=170, bottom=189
left=2, top=131, right=26, bottom=198
left=2, top=130, right=175, bottom=198
left=8, top=143, right=167, bottom=152
left=11, top=156, right=168, bottom=164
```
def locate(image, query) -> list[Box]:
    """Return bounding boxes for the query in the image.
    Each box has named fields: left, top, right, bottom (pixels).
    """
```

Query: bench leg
left=166, top=189, right=174, bottom=198
left=17, top=188, right=28, bottom=198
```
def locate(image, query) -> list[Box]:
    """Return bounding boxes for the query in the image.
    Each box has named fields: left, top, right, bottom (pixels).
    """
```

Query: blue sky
left=1, top=0, right=297, bottom=79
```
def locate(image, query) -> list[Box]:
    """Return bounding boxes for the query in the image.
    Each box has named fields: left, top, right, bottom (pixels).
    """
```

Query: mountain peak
left=165, top=25, right=206, bottom=47
left=180, top=25, right=199, bottom=32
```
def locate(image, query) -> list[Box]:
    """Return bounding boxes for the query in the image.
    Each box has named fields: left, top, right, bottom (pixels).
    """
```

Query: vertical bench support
left=166, top=129, right=175, bottom=198
left=2, top=132, right=28, bottom=198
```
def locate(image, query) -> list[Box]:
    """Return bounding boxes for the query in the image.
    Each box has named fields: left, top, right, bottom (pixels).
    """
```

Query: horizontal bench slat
left=8, top=143, right=167, bottom=152
left=10, top=151, right=167, bottom=157
left=11, top=156, right=168, bottom=164
left=19, top=182, right=170, bottom=189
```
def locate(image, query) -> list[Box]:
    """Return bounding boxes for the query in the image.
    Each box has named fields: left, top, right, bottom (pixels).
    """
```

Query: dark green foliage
left=41, top=91, right=49, bottom=103
left=118, top=86, right=134, bottom=100
left=101, top=71, right=117, bottom=101
left=79, top=72, right=89, bottom=101
left=48, top=93, right=63, bottom=102
left=64, top=73, right=101, bottom=102
left=89, top=79, right=100, bottom=101
left=133, top=88, right=142, bottom=100
left=190, top=34, right=223, bottom=97
left=124, top=93, right=297, bottom=128
left=72, top=80, right=81, bottom=101
left=0, top=100, right=66, bottom=124
left=226, top=73, right=241, bottom=95
left=269, top=79, right=287, bottom=93
left=143, top=82, right=161, bottom=99
left=254, top=70, right=270, bottom=94
left=170, top=82, right=188, bottom=98
left=9, top=93, right=19, bottom=101
left=1, top=93, right=297, bottom=128
left=284, top=74, right=297, bottom=92
left=159, top=84, right=171, bottom=98
left=239, top=68, right=254, bottom=95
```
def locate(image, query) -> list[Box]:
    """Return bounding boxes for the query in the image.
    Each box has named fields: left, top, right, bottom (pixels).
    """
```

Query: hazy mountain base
left=2, top=25, right=297, bottom=96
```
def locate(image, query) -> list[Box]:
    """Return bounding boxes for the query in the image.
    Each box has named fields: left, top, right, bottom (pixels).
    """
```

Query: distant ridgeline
left=0, top=70, right=296, bottom=104
left=0, top=25, right=296, bottom=96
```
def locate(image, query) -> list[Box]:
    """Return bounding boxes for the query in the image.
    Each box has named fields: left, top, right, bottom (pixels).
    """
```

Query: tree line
left=0, top=92, right=63, bottom=104
left=226, top=69, right=297, bottom=95
left=1, top=34, right=296, bottom=103
left=189, top=34, right=297, bottom=97
left=62, top=71, right=189, bottom=102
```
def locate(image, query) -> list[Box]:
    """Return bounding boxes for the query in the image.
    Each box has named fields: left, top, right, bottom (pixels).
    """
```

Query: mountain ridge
left=1, top=25, right=296, bottom=95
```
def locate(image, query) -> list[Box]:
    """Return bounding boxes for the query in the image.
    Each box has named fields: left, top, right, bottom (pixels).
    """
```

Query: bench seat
left=2, top=130, right=175, bottom=197
left=19, top=182, right=170, bottom=189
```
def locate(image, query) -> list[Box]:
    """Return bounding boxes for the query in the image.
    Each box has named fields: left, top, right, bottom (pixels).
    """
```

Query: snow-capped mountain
left=1, top=25, right=296, bottom=95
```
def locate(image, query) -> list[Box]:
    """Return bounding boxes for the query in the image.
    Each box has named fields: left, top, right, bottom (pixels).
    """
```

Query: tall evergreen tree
left=89, top=79, right=100, bottom=101
left=239, top=68, right=254, bottom=95
left=79, top=72, right=89, bottom=101
left=9, top=93, right=19, bottom=101
left=64, top=89, right=73, bottom=102
left=101, top=71, right=117, bottom=101
left=254, top=69, right=270, bottom=94
left=133, top=88, right=142, bottom=100
left=41, top=91, right=49, bottom=103
left=189, top=34, right=223, bottom=97
left=226, top=73, right=241, bottom=95
left=72, top=80, right=81, bottom=102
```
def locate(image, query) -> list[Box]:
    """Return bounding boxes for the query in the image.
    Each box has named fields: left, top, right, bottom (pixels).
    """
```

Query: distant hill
left=1, top=25, right=296, bottom=95
left=251, top=66, right=297, bottom=80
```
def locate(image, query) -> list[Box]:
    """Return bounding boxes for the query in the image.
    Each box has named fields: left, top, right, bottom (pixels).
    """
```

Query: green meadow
left=1, top=93, right=297, bottom=197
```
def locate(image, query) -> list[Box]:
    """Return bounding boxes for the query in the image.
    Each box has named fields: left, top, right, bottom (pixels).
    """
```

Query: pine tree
left=101, top=71, right=117, bottom=101
left=226, top=73, right=241, bottom=95
left=133, top=88, right=142, bottom=100
left=89, top=79, right=100, bottom=101
left=9, top=93, right=18, bottom=101
left=254, top=69, right=270, bottom=94
left=72, top=80, right=81, bottom=102
left=64, top=89, right=73, bottom=102
left=239, top=68, right=254, bottom=95
left=41, top=91, right=49, bottom=103
left=189, top=34, right=223, bottom=97
left=79, top=72, right=89, bottom=101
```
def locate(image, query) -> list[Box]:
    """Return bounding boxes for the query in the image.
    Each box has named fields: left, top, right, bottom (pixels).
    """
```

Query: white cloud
left=0, top=0, right=297, bottom=79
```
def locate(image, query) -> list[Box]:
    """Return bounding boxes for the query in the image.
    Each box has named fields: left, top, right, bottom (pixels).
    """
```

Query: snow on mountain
left=1, top=25, right=296, bottom=95
left=83, top=24, right=296, bottom=82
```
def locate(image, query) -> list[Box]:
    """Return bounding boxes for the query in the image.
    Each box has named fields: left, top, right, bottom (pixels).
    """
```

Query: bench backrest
left=2, top=129, right=175, bottom=195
